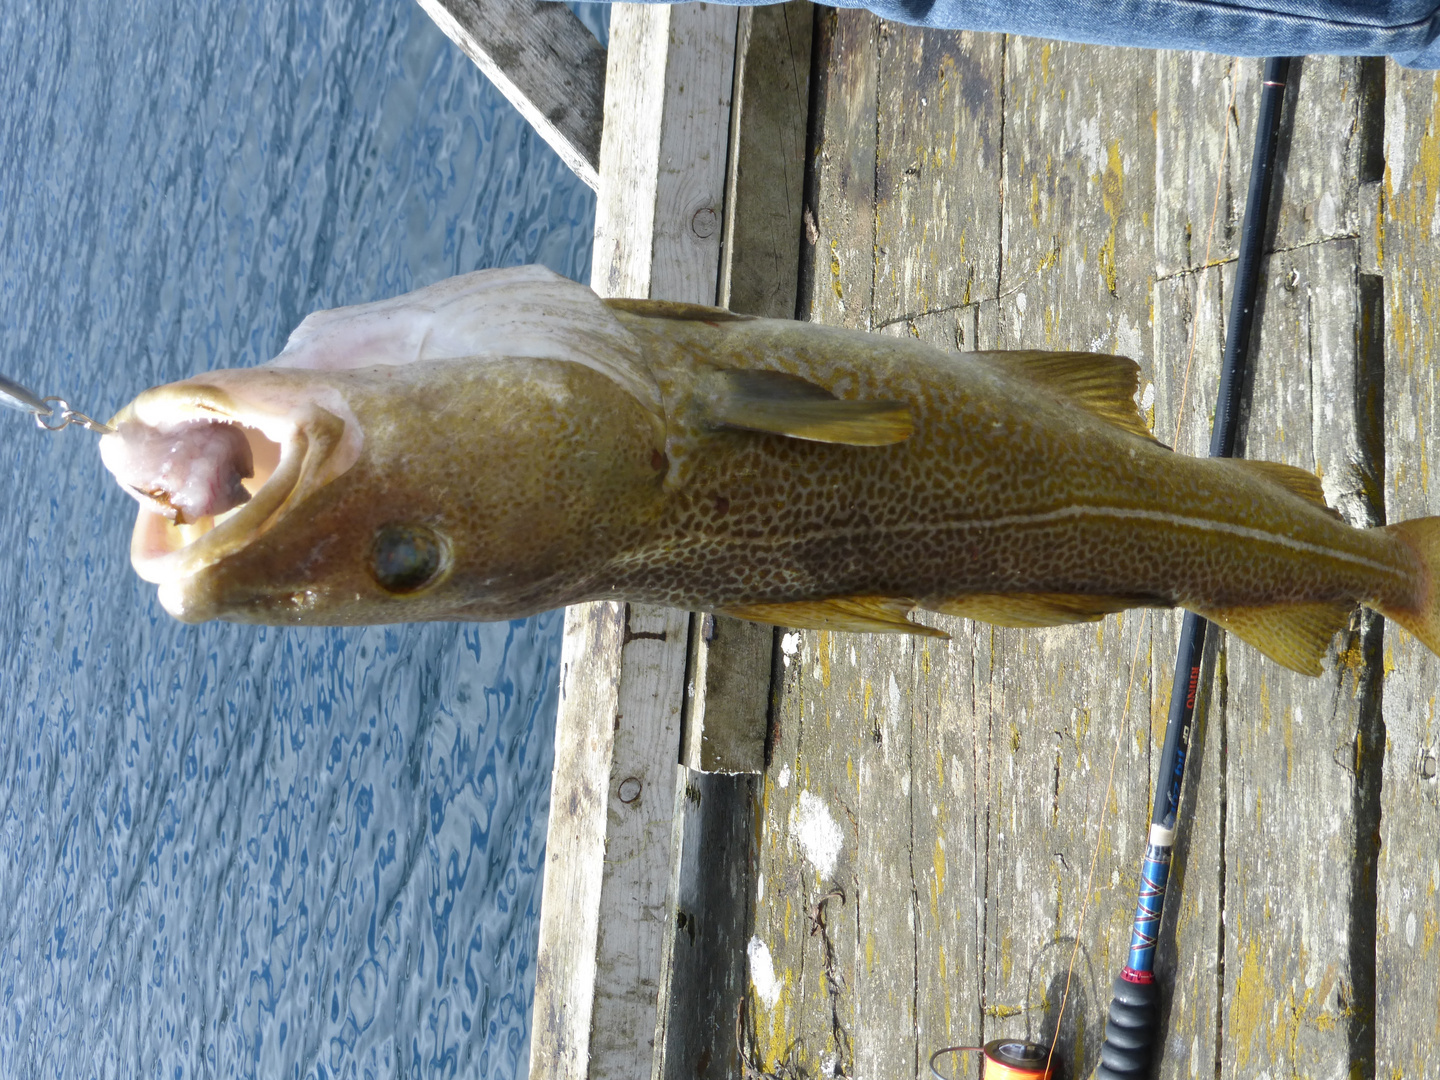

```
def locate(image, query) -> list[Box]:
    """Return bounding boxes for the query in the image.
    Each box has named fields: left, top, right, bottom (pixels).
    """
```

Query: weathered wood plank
left=911, top=630, right=990, bottom=1065
left=798, top=8, right=880, bottom=331
left=1269, top=57, right=1371, bottom=253
left=749, top=12, right=879, bottom=1070
left=1219, top=243, right=1380, bottom=1078
left=1147, top=260, right=1227, bottom=1079
left=532, top=602, right=628, bottom=1079
left=414, top=0, right=605, bottom=188
left=588, top=607, right=691, bottom=1076
left=976, top=40, right=1159, bottom=1078
left=533, top=7, right=740, bottom=1077
left=591, top=2, right=738, bottom=303
left=1377, top=62, right=1440, bottom=1079
left=719, top=0, right=814, bottom=320
left=652, top=770, right=759, bottom=1080
left=531, top=604, right=691, bottom=1080
left=687, top=1, right=811, bottom=775
left=1153, top=56, right=1372, bottom=275
left=1152, top=54, right=1252, bottom=281
left=851, top=629, right=923, bottom=1079
left=748, top=628, right=873, bottom=1076
left=873, top=26, right=1003, bottom=332
left=995, top=38, right=1156, bottom=360
left=684, top=613, right=773, bottom=774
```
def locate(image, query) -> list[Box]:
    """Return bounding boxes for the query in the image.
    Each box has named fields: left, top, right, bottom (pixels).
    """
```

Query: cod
left=99, top=266, right=1440, bottom=676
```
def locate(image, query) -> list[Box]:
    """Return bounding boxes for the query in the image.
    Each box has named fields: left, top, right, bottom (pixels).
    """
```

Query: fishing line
left=1044, top=59, right=1243, bottom=1075
left=1093, top=56, right=1294, bottom=1080
left=930, top=60, right=1249, bottom=1077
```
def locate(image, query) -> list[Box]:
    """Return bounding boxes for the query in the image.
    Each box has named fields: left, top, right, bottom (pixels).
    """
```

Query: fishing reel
left=931, top=1037, right=1058, bottom=1079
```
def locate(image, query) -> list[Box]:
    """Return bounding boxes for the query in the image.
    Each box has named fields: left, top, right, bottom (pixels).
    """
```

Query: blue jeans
left=622, top=0, right=1440, bottom=68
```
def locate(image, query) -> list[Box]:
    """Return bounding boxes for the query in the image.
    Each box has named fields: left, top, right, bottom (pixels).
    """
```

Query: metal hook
left=36, top=397, right=115, bottom=435
left=1, top=373, right=114, bottom=434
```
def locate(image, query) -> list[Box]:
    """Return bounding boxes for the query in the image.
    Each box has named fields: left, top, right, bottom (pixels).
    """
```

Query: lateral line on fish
left=1003, top=504, right=1399, bottom=578
left=650, top=504, right=1401, bottom=582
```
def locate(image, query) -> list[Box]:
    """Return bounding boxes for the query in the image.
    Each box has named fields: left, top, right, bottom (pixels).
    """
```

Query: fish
left=98, top=264, right=1440, bottom=676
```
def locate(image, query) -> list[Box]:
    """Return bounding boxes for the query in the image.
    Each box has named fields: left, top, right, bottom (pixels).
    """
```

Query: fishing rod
left=1094, top=55, right=1293, bottom=1080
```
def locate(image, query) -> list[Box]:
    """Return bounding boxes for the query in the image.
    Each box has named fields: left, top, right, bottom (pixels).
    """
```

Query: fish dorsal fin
left=979, top=350, right=1160, bottom=444
left=603, top=297, right=755, bottom=323
left=722, top=596, right=948, bottom=638
left=1228, top=459, right=1341, bottom=518
left=927, top=591, right=1169, bottom=628
left=269, top=265, right=662, bottom=413
left=697, top=369, right=913, bottom=446
left=1191, top=600, right=1354, bottom=676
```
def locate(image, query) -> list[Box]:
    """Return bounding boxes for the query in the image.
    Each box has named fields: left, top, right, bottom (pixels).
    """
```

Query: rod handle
left=1093, top=974, right=1158, bottom=1078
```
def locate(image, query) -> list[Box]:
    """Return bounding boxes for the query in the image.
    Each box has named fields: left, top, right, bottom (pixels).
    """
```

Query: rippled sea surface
left=0, top=1, right=598, bottom=1075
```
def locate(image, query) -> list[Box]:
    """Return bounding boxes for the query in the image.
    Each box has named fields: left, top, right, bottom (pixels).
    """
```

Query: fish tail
left=1377, top=516, right=1440, bottom=657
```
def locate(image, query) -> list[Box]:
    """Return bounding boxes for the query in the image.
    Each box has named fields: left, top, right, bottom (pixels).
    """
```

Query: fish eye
left=369, top=524, right=448, bottom=594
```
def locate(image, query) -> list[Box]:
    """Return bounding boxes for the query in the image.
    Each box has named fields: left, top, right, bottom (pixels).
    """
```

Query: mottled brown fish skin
left=588, top=313, right=1422, bottom=624
left=109, top=277, right=1440, bottom=674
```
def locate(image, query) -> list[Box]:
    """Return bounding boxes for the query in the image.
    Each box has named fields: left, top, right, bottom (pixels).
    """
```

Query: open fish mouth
left=99, top=372, right=361, bottom=605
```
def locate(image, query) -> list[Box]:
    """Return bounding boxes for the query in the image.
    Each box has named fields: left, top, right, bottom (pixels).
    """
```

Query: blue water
left=0, top=1, right=599, bottom=1075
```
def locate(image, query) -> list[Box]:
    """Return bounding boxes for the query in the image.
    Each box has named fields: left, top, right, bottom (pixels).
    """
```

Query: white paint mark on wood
left=781, top=631, right=801, bottom=666
left=748, top=936, right=781, bottom=1009
left=793, top=790, right=844, bottom=878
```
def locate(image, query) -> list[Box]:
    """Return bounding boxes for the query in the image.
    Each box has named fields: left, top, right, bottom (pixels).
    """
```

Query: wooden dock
left=749, top=21, right=1440, bottom=1080
left=419, top=3, right=1440, bottom=1076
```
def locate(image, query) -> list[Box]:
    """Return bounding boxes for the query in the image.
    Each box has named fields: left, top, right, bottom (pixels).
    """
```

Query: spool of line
left=929, top=1039, right=1055, bottom=1080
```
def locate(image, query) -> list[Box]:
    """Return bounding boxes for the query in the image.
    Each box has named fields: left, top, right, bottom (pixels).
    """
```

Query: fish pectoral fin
left=978, top=350, right=1162, bottom=445
left=1227, top=459, right=1342, bottom=518
left=698, top=369, right=914, bottom=446
left=1191, top=600, right=1354, bottom=676
left=722, top=596, right=948, bottom=638
left=927, top=591, right=1168, bottom=628
left=602, top=297, right=755, bottom=323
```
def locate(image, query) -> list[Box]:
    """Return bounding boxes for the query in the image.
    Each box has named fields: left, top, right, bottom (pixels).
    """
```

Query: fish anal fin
left=928, top=591, right=1168, bottom=628
left=699, top=369, right=913, bottom=446
left=980, top=350, right=1161, bottom=445
left=603, top=297, right=755, bottom=323
left=723, top=596, right=948, bottom=638
left=1229, top=459, right=1341, bottom=518
left=1193, top=600, right=1354, bottom=676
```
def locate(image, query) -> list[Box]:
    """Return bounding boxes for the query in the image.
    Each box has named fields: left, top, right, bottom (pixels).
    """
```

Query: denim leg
left=615, top=0, right=1440, bottom=68
left=823, top=0, right=1440, bottom=67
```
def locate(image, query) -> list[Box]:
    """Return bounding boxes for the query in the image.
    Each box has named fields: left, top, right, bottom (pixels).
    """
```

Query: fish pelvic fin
left=976, top=350, right=1161, bottom=444
left=1227, top=459, right=1342, bottom=518
left=1376, top=516, right=1440, bottom=658
left=698, top=369, right=914, bottom=446
left=722, top=596, right=948, bottom=638
left=927, top=591, right=1169, bottom=627
left=1191, top=600, right=1354, bottom=676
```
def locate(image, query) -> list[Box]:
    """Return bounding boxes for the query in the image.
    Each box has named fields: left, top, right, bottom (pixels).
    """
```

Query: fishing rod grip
left=1093, top=974, right=1159, bottom=1079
